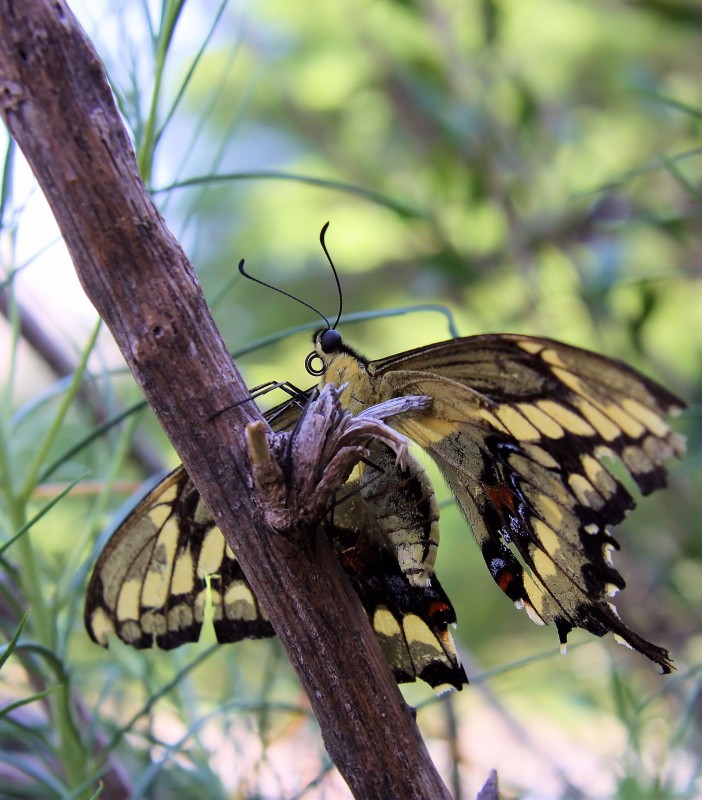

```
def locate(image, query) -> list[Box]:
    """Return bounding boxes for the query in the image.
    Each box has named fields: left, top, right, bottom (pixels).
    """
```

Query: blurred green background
left=0, top=0, right=700, bottom=798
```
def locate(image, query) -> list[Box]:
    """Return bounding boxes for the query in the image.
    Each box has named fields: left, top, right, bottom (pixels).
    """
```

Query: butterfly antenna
left=319, top=221, right=343, bottom=329
left=238, top=259, right=332, bottom=329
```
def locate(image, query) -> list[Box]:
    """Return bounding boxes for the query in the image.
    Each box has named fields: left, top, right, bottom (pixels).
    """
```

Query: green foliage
left=0, top=0, right=699, bottom=797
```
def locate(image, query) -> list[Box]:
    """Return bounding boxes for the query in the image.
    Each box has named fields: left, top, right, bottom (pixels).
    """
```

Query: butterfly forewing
left=368, top=334, right=684, bottom=670
left=85, top=394, right=308, bottom=650
left=85, top=468, right=275, bottom=649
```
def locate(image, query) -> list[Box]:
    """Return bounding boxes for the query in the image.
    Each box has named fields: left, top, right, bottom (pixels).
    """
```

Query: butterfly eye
left=305, top=328, right=342, bottom=376
left=319, top=328, right=342, bottom=353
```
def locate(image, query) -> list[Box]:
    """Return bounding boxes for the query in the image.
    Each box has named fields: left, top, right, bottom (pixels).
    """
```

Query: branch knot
left=245, top=384, right=430, bottom=534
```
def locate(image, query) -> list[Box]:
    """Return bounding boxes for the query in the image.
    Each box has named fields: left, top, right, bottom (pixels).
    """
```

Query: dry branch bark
left=0, top=2, right=453, bottom=797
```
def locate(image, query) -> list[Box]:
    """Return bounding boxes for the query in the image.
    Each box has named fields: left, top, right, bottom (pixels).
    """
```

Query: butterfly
left=85, top=327, right=685, bottom=690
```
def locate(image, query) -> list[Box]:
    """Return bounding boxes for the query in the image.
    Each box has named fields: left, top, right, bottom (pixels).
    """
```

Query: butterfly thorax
left=311, top=330, right=440, bottom=585
left=313, top=331, right=384, bottom=414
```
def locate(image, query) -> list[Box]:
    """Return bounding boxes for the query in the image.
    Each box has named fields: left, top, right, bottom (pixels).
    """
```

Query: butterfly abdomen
left=354, top=443, right=440, bottom=587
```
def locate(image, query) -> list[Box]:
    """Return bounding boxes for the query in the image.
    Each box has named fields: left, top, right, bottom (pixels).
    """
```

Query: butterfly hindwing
left=334, top=522, right=466, bottom=691
left=332, top=440, right=465, bottom=689
left=335, top=440, right=440, bottom=587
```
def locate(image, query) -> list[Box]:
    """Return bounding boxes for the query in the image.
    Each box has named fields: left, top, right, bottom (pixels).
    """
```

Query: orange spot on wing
left=497, top=570, right=515, bottom=591
left=428, top=600, right=450, bottom=618
left=485, top=484, right=517, bottom=513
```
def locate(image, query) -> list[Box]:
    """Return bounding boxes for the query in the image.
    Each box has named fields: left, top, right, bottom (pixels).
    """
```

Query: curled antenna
left=237, top=222, right=344, bottom=332
left=238, top=259, right=331, bottom=329
left=318, top=221, right=343, bottom=330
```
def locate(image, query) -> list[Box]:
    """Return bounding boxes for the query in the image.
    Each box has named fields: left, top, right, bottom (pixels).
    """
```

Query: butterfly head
left=306, top=328, right=370, bottom=392
left=306, top=327, right=345, bottom=376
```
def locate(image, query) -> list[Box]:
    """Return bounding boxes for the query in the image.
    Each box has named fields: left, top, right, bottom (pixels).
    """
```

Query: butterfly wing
left=373, top=334, right=684, bottom=670
left=85, top=395, right=306, bottom=650
left=333, top=441, right=465, bottom=689
left=334, top=522, right=466, bottom=691
left=85, top=395, right=466, bottom=689
left=85, top=466, right=277, bottom=649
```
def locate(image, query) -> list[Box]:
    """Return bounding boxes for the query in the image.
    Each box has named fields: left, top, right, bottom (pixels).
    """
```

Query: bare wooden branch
left=0, top=2, right=453, bottom=797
